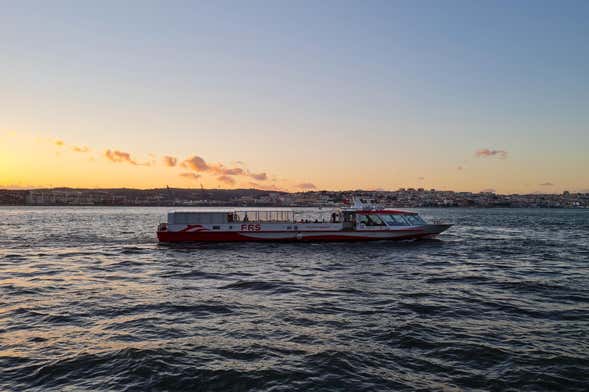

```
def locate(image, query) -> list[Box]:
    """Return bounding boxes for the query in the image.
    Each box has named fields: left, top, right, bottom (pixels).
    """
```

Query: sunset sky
left=1, top=1, right=588, bottom=193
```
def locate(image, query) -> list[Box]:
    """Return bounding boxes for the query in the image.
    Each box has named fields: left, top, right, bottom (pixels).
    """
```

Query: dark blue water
left=1, top=207, right=588, bottom=391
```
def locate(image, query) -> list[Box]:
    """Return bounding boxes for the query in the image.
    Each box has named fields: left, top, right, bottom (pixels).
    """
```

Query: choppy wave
left=1, top=207, right=588, bottom=391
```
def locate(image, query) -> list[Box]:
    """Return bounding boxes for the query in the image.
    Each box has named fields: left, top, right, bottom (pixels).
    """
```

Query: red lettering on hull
left=241, top=224, right=261, bottom=231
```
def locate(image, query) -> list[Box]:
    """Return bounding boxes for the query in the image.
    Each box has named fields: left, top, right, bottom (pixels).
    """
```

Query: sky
left=1, top=0, right=588, bottom=194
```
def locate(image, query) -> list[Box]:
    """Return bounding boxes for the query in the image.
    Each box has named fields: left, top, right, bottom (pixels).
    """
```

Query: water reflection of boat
left=157, top=198, right=452, bottom=243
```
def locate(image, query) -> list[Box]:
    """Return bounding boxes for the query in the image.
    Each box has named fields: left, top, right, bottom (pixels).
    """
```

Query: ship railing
left=233, top=210, right=296, bottom=223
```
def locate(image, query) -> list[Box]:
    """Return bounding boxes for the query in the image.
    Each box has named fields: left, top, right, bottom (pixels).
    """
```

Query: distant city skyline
left=1, top=1, right=588, bottom=193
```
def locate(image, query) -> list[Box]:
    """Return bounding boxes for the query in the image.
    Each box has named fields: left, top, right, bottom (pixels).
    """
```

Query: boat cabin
left=166, top=210, right=296, bottom=225
left=163, top=208, right=426, bottom=231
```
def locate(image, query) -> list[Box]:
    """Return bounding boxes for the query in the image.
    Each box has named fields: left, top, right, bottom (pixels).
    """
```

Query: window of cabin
left=404, top=215, right=422, bottom=226
left=367, top=214, right=386, bottom=226
left=380, top=214, right=395, bottom=226
left=358, top=215, right=368, bottom=225
left=388, top=215, right=408, bottom=225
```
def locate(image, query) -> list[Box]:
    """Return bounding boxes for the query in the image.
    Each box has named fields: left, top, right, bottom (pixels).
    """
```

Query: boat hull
left=157, top=224, right=451, bottom=243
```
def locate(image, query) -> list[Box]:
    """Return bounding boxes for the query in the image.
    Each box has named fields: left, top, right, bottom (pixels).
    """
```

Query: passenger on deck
left=243, top=213, right=249, bottom=222
left=331, top=212, right=337, bottom=223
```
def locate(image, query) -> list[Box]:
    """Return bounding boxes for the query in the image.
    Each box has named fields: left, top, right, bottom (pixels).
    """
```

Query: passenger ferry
left=157, top=199, right=452, bottom=243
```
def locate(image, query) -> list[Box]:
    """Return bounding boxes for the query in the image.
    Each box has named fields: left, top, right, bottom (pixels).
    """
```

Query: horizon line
left=0, top=186, right=583, bottom=196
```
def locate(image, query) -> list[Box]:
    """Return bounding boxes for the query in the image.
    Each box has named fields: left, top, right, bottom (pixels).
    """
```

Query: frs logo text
left=241, top=224, right=261, bottom=231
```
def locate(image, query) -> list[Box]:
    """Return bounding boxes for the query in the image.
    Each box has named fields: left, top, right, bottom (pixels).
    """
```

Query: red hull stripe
left=157, top=231, right=433, bottom=243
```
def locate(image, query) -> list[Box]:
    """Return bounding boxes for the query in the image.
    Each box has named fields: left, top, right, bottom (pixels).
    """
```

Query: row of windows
left=359, top=214, right=426, bottom=226
left=170, top=213, right=226, bottom=224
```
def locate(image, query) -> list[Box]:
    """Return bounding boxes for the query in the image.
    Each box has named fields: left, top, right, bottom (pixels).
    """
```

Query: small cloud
left=104, top=149, right=150, bottom=166
left=249, top=172, right=268, bottom=181
left=105, top=149, right=137, bottom=165
left=475, top=149, right=508, bottom=159
left=163, top=156, right=178, bottom=167
left=216, top=166, right=244, bottom=176
left=539, top=182, right=554, bottom=186
left=179, top=172, right=201, bottom=180
left=417, top=177, right=425, bottom=181
left=180, top=156, right=247, bottom=177
left=457, top=166, right=463, bottom=171
left=180, top=155, right=209, bottom=172
left=481, top=188, right=496, bottom=193
left=217, top=175, right=235, bottom=185
left=72, top=145, right=89, bottom=153
left=297, top=182, right=316, bottom=190
left=55, top=139, right=64, bottom=147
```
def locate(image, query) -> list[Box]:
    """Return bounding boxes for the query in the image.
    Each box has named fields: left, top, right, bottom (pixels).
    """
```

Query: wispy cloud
left=417, top=176, right=425, bottom=181
left=49, top=138, right=88, bottom=153
left=179, top=172, right=201, bottom=180
left=297, top=182, right=316, bottom=190
left=457, top=165, right=463, bottom=171
left=105, top=149, right=137, bottom=165
left=50, top=138, right=274, bottom=186
left=180, top=155, right=209, bottom=172
left=539, top=182, right=554, bottom=186
left=212, top=165, right=244, bottom=176
left=72, top=145, right=89, bottom=153
left=217, top=175, right=235, bottom=185
left=104, top=149, right=150, bottom=166
left=475, top=149, right=508, bottom=159
left=481, top=188, right=496, bottom=193
left=248, top=171, right=267, bottom=181
left=180, top=155, right=269, bottom=183
left=163, top=156, right=178, bottom=167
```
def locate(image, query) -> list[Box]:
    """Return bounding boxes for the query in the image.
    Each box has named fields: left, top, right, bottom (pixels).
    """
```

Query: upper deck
left=167, top=210, right=297, bottom=225
left=165, top=206, right=426, bottom=228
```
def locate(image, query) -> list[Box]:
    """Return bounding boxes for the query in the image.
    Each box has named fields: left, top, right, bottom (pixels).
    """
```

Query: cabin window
left=287, top=226, right=292, bottom=230
left=367, top=214, right=386, bottom=226
left=213, top=225, right=220, bottom=230
left=380, top=214, right=396, bottom=226
left=404, top=215, right=422, bottom=226
left=358, top=215, right=368, bottom=225
left=388, top=215, right=408, bottom=225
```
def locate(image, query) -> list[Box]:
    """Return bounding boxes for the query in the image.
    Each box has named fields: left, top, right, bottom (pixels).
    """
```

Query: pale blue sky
left=1, top=1, right=588, bottom=192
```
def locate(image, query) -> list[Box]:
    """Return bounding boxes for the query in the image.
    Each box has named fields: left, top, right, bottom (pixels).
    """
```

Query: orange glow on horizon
left=0, top=131, right=587, bottom=194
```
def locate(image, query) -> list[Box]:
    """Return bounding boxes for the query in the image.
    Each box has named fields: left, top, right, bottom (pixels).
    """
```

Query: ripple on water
left=1, top=207, right=588, bottom=391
